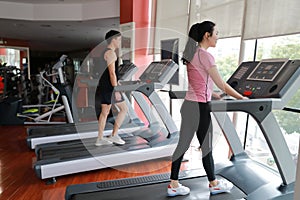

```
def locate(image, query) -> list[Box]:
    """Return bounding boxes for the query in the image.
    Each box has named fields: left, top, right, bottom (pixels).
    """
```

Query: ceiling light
left=40, top=24, right=52, bottom=28
left=0, top=39, right=7, bottom=45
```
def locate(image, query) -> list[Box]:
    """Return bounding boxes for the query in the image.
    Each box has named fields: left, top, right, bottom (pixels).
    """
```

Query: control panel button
left=243, top=90, right=253, bottom=96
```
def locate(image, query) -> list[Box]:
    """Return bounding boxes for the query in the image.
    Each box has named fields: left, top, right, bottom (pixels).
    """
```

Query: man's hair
left=105, top=30, right=121, bottom=44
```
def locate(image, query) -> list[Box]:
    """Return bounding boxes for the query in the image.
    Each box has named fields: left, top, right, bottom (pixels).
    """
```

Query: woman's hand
left=212, top=91, right=223, bottom=100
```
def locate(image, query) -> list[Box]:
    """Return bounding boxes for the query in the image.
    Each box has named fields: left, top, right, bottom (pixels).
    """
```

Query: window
left=242, top=34, right=300, bottom=170
left=208, top=37, right=242, bottom=161
left=208, top=37, right=241, bottom=81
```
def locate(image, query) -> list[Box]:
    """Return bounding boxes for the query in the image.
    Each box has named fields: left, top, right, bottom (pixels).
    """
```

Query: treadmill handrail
left=114, top=82, right=164, bottom=92
left=210, top=98, right=278, bottom=122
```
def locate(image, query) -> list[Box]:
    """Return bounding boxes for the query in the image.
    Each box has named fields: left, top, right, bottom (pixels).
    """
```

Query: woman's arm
left=208, top=66, right=246, bottom=100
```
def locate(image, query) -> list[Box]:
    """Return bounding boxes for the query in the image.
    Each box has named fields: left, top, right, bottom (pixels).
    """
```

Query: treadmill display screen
left=137, top=59, right=177, bottom=85
left=143, top=61, right=167, bottom=75
left=151, top=62, right=167, bottom=74
left=247, top=60, right=288, bottom=81
left=119, top=63, right=135, bottom=74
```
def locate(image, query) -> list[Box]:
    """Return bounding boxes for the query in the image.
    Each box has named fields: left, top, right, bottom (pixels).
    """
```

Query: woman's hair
left=105, top=30, right=121, bottom=44
left=182, top=21, right=215, bottom=64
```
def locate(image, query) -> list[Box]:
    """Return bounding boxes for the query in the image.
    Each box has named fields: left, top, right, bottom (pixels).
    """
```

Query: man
left=95, top=30, right=128, bottom=146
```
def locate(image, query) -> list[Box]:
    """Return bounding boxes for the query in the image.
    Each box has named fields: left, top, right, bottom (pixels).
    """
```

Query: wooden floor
left=0, top=124, right=202, bottom=200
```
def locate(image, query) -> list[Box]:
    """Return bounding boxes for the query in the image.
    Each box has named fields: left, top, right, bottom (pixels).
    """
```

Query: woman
left=167, top=21, right=247, bottom=196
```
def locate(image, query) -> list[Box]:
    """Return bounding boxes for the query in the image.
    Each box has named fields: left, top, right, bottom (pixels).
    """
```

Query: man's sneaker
left=95, top=138, right=112, bottom=146
left=107, top=135, right=125, bottom=145
left=167, top=183, right=190, bottom=197
left=209, top=179, right=233, bottom=195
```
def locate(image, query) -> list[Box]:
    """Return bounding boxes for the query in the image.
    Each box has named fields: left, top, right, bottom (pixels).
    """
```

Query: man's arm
left=105, top=50, right=118, bottom=87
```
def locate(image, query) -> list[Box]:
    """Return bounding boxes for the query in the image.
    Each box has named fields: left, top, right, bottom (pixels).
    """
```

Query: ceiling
left=0, top=0, right=120, bottom=52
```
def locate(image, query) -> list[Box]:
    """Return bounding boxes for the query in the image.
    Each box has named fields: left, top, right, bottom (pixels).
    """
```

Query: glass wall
left=0, top=46, right=29, bottom=99
left=155, top=0, right=300, bottom=173
left=208, top=37, right=241, bottom=81
left=241, top=34, right=300, bottom=169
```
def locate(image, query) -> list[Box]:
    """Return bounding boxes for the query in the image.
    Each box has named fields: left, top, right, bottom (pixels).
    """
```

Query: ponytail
left=182, top=38, right=198, bottom=64
left=182, top=21, right=215, bottom=64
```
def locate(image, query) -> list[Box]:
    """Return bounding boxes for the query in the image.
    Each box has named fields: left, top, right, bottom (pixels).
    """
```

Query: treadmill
left=65, top=59, right=300, bottom=200
left=34, top=59, right=180, bottom=182
left=26, top=62, right=144, bottom=150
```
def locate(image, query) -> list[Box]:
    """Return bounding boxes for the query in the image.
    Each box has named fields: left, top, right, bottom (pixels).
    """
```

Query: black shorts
left=99, top=91, right=124, bottom=105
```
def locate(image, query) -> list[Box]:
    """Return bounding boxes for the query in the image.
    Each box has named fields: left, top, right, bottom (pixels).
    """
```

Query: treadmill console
left=139, top=59, right=178, bottom=85
left=118, top=62, right=137, bottom=81
left=227, top=59, right=300, bottom=98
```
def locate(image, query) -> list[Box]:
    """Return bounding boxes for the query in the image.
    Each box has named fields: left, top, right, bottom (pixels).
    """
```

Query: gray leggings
left=170, top=100, right=215, bottom=181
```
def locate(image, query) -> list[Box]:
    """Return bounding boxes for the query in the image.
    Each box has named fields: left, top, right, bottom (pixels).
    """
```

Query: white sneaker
left=95, top=138, right=112, bottom=146
left=209, top=179, right=233, bottom=195
left=107, top=135, right=125, bottom=145
left=167, top=183, right=190, bottom=197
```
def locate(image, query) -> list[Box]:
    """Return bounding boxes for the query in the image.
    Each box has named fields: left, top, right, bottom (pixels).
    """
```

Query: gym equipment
left=26, top=62, right=142, bottom=149
left=33, top=59, right=179, bottom=183
left=0, top=65, right=22, bottom=99
left=65, top=59, right=300, bottom=200
left=65, top=170, right=246, bottom=200
left=18, top=55, right=74, bottom=124
left=0, top=97, right=25, bottom=125
left=0, top=65, right=26, bottom=125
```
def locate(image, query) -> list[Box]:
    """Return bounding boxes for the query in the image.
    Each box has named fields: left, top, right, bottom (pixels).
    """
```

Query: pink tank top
left=185, top=47, right=215, bottom=103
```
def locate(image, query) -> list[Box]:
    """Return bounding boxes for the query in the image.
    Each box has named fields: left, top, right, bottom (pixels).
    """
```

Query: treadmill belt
left=67, top=173, right=246, bottom=200
left=36, top=135, right=150, bottom=161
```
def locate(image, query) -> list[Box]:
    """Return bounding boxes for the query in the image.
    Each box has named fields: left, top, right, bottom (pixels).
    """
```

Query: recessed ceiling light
left=40, top=24, right=52, bottom=28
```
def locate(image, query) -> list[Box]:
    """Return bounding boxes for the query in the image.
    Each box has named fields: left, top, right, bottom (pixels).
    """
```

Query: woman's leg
left=196, top=104, right=234, bottom=194
left=170, top=101, right=199, bottom=183
left=196, top=103, right=216, bottom=182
